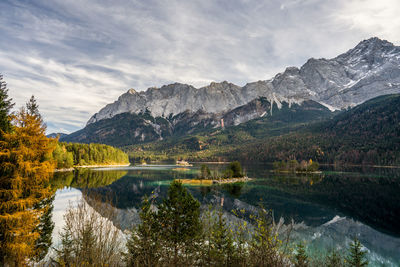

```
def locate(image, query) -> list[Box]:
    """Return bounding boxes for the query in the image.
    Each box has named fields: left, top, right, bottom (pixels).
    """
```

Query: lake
left=51, top=163, right=400, bottom=266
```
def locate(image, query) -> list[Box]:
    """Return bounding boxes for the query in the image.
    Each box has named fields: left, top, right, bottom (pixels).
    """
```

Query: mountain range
left=60, top=37, right=400, bottom=164
left=86, top=37, right=400, bottom=124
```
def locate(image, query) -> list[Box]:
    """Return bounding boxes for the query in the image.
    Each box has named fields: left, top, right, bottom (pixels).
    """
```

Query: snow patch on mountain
left=88, top=37, right=400, bottom=125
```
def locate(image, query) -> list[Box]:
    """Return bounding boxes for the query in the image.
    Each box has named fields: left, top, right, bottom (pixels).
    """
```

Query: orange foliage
left=0, top=108, right=56, bottom=265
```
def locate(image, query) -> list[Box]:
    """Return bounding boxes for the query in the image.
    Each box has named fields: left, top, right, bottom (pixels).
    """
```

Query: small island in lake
left=177, top=161, right=252, bottom=185
left=273, top=159, right=321, bottom=173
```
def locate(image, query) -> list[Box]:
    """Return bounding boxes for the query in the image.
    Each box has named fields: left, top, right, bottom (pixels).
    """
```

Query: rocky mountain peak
left=127, top=88, right=137, bottom=94
left=205, top=81, right=238, bottom=90
left=357, top=37, right=393, bottom=49
left=335, top=37, right=398, bottom=65
left=87, top=37, right=400, bottom=125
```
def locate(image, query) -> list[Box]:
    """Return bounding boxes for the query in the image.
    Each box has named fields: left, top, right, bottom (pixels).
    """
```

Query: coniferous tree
left=209, top=209, right=236, bottom=266
left=33, top=194, right=56, bottom=262
left=157, top=180, right=202, bottom=266
left=200, top=164, right=211, bottom=179
left=26, top=95, right=40, bottom=118
left=249, top=207, right=286, bottom=267
left=325, top=249, right=343, bottom=267
left=126, top=196, right=161, bottom=267
left=0, top=101, right=56, bottom=265
left=0, top=74, right=14, bottom=135
left=294, top=243, right=309, bottom=267
left=345, top=238, right=368, bottom=267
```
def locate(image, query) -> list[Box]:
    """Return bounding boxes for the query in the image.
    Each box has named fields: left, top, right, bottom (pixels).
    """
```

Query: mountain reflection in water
left=52, top=163, right=400, bottom=266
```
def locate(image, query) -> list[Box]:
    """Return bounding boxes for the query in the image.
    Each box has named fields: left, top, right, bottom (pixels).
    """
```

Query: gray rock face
left=88, top=37, right=400, bottom=125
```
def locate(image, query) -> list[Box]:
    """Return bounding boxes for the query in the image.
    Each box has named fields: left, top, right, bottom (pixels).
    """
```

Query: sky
left=0, top=0, right=399, bottom=134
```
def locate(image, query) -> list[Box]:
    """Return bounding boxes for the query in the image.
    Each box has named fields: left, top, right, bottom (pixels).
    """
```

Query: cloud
left=0, top=0, right=399, bottom=133
left=333, top=0, right=400, bottom=43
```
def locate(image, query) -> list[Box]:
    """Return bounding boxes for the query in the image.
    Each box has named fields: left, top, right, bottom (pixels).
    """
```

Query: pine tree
left=0, top=102, right=56, bottom=265
left=157, top=180, right=202, bottom=266
left=345, top=238, right=368, bottom=267
left=325, top=249, right=343, bottom=267
left=26, top=95, right=40, bottom=118
left=294, top=243, right=309, bottom=267
left=0, top=74, right=14, bottom=135
left=33, top=194, right=56, bottom=262
left=126, top=196, right=161, bottom=267
left=209, top=209, right=235, bottom=266
left=249, top=207, right=285, bottom=266
left=200, top=164, right=211, bottom=179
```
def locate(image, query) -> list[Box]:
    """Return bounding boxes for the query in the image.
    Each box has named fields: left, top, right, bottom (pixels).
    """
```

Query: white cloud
left=333, top=0, right=400, bottom=43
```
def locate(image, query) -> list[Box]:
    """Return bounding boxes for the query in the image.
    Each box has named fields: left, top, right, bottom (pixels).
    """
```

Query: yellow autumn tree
left=0, top=96, right=56, bottom=266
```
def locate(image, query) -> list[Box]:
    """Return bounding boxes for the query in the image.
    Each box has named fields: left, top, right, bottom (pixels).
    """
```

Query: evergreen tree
left=157, top=180, right=202, bottom=266
left=294, top=243, right=309, bottom=267
left=209, top=209, right=235, bottom=266
left=0, top=104, right=56, bottom=265
left=126, top=196, right=161, bottom=267
left=231, top=209, right=250, bottom=267
left=200, top=164, right=211, bottom=179
left=224, top=161, right=243, bottom=178
left=33, top=194, right=55, bottom=262
left=26, top=95, right=40, bottom=118
left=0, top=74, right=14, bottom=135
left=249, top=207, right=285, bottom=266
left=325, top=249, right=343, bottom=267
left=345, top=238, right=368, bottom=267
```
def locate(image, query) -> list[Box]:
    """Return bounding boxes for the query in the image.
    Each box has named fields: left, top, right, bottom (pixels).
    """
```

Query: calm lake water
left=52, top=163, right=400, bottom=266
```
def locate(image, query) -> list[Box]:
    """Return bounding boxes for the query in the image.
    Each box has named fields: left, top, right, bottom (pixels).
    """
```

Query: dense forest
left=52, top=142, right=129, bottom=169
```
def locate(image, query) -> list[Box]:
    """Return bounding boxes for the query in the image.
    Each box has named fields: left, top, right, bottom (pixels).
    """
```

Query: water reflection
left=52, top=164, right=400, bottom=266
left=52, top=168, right=128, bottom=189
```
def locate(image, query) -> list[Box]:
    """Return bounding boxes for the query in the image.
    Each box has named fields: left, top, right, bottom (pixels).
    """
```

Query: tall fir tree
left=0, top=99, right=56, bottom=265
left=294, top=243, right=309, bottom=267
left=0, top=74, right=14, bottom=135
left=26, top=95, right=40, bottom=118
left=249, top=207, right=286, bottom=266
left=209, top=209, right=236, bottom=266
left=33, top=194, right=56, bottom=262
left=126, top=196, right=161, bottom=267
left=157, top=180, right=202, bottom=266
left=345, top=238, right=368, bottom=267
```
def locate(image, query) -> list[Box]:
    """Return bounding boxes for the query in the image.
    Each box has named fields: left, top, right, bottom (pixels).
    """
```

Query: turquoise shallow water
left=53, top=163, right=400, bottom=266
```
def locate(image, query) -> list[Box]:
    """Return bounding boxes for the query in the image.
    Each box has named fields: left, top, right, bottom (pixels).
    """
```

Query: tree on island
left=223, top=161, right=244, bottom=178
left=273, top=159, right=319, bottom=173
left=200, top=164, right=211, bottom=179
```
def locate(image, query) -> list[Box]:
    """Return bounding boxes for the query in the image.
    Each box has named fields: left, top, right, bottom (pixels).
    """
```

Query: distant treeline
left=52, top=142, right=129, bottom=169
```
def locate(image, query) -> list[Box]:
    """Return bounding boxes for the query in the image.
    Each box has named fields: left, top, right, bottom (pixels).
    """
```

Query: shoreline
left=54, top=163, right=131, bottom=172
left=272, top=170, right=322, bottom=174
left=191, top=161, right=230, bottom=164
left=318, top=163, right=400, bottom=168
left=177, top=176, right=252, bottom=186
